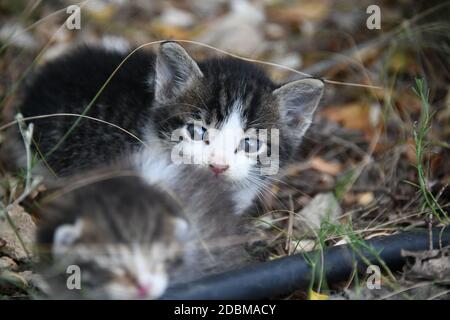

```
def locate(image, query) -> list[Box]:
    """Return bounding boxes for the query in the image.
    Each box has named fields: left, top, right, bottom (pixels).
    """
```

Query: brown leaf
left=267, top=0, right=331, bottom=24
left=319, top=103, right=371, bottom=133
left=310, top=156, right=343, bottom=176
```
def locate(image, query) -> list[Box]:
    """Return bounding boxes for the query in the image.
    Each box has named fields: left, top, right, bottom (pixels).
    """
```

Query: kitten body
left=16, top=42, right=324, bottom=213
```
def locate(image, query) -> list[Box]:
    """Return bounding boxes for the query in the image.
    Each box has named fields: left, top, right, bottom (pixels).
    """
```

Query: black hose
left=162, top=227, right=450, bottom=300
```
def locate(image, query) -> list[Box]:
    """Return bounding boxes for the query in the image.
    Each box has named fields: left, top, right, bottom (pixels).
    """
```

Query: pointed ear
left=52, top=219, right=84, bottom=257
left=155, top=42, right=203, bottom=103
left=172, top=216, right=190, bottom=242
left=273, top=78, right=324, bottom=138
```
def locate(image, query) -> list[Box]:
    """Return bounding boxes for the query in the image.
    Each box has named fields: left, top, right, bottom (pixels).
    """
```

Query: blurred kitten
left=37, top=162, right=253, bottom=299
left=37, top=173, right=187, bottom=299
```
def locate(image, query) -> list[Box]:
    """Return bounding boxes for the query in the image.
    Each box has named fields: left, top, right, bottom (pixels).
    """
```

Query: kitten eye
left=186, top=124, right=207, bottom=141
left=239, top=137, right=262, bottom=154
left=167, top=255, right=184, bottom=272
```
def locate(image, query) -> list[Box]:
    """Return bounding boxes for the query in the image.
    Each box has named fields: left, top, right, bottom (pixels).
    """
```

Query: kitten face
left=53, top=237, right=178, bottom=299
left=174, top=110, right=270, bottom=182
left=38, top=175, right=188, bottom=299
left=151, top=42, right=324, bottom=192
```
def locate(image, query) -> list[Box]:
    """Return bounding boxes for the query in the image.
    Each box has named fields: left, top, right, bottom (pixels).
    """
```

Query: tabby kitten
left=37, top=160, right=251, bottom=299
left=37, top=173, right=188, bottom=299
left=17, top=41, right=324, bottom=213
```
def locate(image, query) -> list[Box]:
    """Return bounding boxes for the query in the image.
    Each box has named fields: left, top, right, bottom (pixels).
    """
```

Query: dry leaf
left=291, top=239, right=316, bottom=253
left=357, top=192, right=375, bottom=205
left=310, top=156, right=343, bottom=176
left=319, top=103, right=371, bottom=133
left=309, top=290, right=329, bottom=300
left=267, top=0, right=331, bottom=24
left=294, top=192, right=342, bottom=233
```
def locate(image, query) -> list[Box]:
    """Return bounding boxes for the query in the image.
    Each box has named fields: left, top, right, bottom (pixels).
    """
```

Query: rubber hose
left=162, top=227, right=450, bottom=300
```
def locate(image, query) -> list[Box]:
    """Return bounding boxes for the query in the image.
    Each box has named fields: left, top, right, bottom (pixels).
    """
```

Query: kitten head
left=37, top=174, right=188, bottom=299
left=151, top=42, right=324, bottom=189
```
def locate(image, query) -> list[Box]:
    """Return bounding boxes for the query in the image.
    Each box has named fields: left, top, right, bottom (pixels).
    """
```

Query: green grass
left=411, top=78, right=449, bottom=224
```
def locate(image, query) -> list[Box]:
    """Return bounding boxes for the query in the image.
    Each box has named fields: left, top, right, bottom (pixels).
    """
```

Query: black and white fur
left=15, top=41, right=324, bottom=213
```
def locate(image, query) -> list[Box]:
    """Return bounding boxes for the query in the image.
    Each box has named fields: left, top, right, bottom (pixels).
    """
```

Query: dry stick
left=172, top=40, right=383, bottom=90
left=379, top=281, right=433, bottom=300
left=39, top=169, right=140, bottom=205
left=291, top=31, right=396, bottom=80
left=285, top=195, right=294, bottom=254
left=427, top=289, right=450, bottom=300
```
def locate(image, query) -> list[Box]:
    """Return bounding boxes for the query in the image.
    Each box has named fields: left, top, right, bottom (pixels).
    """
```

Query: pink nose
left=137, top=284, right=151, bottom=298
left=209, top=164, right=229, bottom=175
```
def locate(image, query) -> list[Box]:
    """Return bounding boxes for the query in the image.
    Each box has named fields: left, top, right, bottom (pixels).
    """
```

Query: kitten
left=16, top=41, right=324, bottom=213
left=37, top=162, right=252, bottom=299
left=37, top=173, right=188, bottom=299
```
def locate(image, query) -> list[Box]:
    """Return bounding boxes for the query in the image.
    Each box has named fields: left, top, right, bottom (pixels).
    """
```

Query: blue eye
left=240, top=137, right=262, bottom=153
left=186, top=124, right=207, bottom=141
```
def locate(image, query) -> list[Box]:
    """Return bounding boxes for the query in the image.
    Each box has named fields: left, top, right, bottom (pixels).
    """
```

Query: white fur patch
left=132, top=244, right=168, bottom=299
left=133, top=149, right=180, bottom=186
left=53, top=219, right=84, bottom=257
left=172, top=100, right=263, bottom=183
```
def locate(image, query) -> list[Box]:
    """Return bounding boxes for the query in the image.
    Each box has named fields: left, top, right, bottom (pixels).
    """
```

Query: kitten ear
left=52, top=219, right=84, bottom=257
left=273, top=78, right=324, bottom=138
left=155, top=42, right=203, bottom=103
left=172, top=216, right=190, bottom=242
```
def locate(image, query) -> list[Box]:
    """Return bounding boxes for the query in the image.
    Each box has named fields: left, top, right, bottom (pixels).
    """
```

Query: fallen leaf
left=309, top=290, right=329, bottom=300
left=291, top=239, right=316, bottom=253
left=334, top=236, right=351, bottom=246
left=267, top=0, right=331, bottom=24
left=151, top=22, right=197, bottom=40
left=310, top=156, right=343, bottom=176
left=357, top=192, right=375, bottom=205
left=294, top=192, right=342, bottom=233
left=318, top=103, right=371, bottom=133
left=0, top=256, right=18, bottom=271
